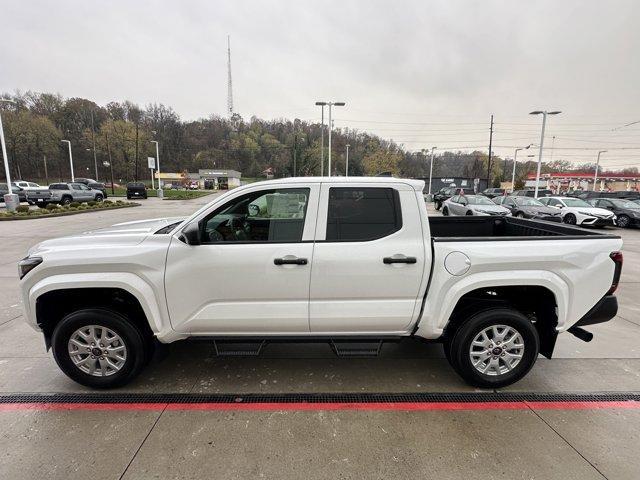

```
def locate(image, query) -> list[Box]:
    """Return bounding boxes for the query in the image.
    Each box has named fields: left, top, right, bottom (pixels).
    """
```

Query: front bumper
left=581, top=216, right=615, bottom=227
left=573, top=295, right=618, bottom=327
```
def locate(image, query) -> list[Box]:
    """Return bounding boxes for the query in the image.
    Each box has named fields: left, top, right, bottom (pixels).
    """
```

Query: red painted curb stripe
left=0, top=400, right=639, bottom=412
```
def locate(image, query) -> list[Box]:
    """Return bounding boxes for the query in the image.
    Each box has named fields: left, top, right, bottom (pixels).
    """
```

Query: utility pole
left=43, top=155, right=48, bottom=184
left=105, top=131, right=115, bottom=195
left=90, top=110, right=98, bottom=180
left=345, top=144, right=350, bottom=176
left=293, top=132, right=298, bottom=177
left=315, top=102, right=326, bottom=175
left=227, top=35, right=234, bottom=115
left=61, top=140, right=75, bottom=182
left=428, top=146, right=437, bottom=195
left=486, top=115, right=494, bottom=187
left=134, top=122, right=139, bottom=181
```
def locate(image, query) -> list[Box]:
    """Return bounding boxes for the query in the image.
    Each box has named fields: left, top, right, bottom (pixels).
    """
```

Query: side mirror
left=179, top=222, right=201, bottom=245
left=248, top=204, right=260, bottom=217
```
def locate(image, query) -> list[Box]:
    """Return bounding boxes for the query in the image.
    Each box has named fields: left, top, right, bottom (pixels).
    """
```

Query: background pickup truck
left=35, top=182, right=105, bottom=206
left=18, top=177, right=623, bottom=389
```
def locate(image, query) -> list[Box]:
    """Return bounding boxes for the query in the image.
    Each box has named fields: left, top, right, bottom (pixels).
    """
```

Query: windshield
left=467, top=195, right=495, bottom=205
left=562, top=198, right=591, bottom=207
left=514, top=197, right=544, bottom=207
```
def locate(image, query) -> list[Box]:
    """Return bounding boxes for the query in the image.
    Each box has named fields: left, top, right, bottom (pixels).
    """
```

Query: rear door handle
left=274, top=257, right=308, bottom=266
left=383, top=256, right=417, bottom=264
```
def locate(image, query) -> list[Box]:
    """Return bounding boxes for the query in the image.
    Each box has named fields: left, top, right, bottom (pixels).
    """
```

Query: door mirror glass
left=179, top=222, right=201, bottom=245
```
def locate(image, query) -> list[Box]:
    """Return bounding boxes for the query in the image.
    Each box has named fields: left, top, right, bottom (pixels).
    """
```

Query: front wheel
left=435, top=201, right=442, bottom=211
left=563, top=213, right=577, bottom=225
left=447, top=308, right=540, bottom=388
left=95, top=194, right=103, bottom=202
left=465, top=210, right=473, bottom=216
left=51, top=309, right=147, bottom=388
left=516, top=212, right=526, bottom=218
left=616, top=215, right=630, bottom=228
left=442, top=206, right=449, bottom=216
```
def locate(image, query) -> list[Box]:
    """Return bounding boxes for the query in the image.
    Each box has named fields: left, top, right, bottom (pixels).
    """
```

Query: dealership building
left=525, top=172, right=639, bottom=192
left=155, top=169, right=242, bottom=189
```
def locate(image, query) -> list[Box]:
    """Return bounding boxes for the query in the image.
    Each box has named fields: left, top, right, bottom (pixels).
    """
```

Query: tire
left=616, top=215, right=630, bottom=228
left=442, top=206, right=449, bottom=216
left=36, top=202, right=48, bottom=209
left=516, top=212, right=526, bottom=218
left=51, top=309, right=147, bottom=389
left=60, top=196, right=72, bottom=206
left=95, top=194, right=103, bottom=202
left=447, top=308, right=539, bottom=388
left=465, top=210, right=473, bottom=216
left=435, top=201, right=442, bottom=211
left=563, top=213, right=577, bottom=225
left=126, top=195, right=131, bottom=200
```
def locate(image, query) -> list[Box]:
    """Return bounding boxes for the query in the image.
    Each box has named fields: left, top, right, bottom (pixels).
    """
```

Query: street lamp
left=427, top=146, right=437, bottom=196
left=0, top=98, right=18, bottom=211
left=61, top=140, right=75, bottom=182
left=593, top=150, right=607, bottom=191
left=511, top=144, right=534, bottom=192
left=316, top=101, right=345, bottom=176
left=315, top=102, right=326, bottom=176
left=530, top=111, right=561, bottom=197
left=345, top=144, right=350, bottom=177
left=150, top=138, right=161, bottom=198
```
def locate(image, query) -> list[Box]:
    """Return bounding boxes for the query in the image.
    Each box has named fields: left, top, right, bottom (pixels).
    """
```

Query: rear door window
left=326, top=187, right=402, bottom=242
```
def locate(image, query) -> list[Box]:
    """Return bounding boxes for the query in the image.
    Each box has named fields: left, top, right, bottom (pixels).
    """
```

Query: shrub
left=16, top=205, right=30, bottom=213
left=87, top=201, right=97, bottom=207
left=45, top=203, right=58, bottom=211
left=69, top=202, right=81, bottom=208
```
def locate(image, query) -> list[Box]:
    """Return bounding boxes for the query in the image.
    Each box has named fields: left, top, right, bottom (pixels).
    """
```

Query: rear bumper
left=573, top=295, right=618, bottom=327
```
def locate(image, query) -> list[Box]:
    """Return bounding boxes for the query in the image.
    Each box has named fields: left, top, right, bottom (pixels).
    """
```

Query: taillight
left=607, top=251, right=623, bottom=295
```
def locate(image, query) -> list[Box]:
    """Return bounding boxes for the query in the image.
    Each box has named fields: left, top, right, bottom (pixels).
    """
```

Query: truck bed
left=429, top=216, right=621, bottom=241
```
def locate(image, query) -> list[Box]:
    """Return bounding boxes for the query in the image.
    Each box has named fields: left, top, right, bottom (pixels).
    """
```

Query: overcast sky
left=3, top=0, right=640, bottom=168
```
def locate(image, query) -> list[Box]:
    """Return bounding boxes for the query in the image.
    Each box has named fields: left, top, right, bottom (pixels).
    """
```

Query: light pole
left=593, top=150, right=607, bottom=191
left=0, top=98, right=19, bottom=211
left=150, top=139, right=162, bottom=198
left=345, top=144, right=350, bottom=177
left=428, top=146, right=437, bottom=196
left=530, top=110, right=561, bottom=197
left=90, top=110, right=98, bottom=180
left=61, top=140, right=75, bottom=182
left=511, top=144, right=534, bottom=191
left=316, top=101, right=345, bottom=176
left=315, top=102, right=326, bottom=176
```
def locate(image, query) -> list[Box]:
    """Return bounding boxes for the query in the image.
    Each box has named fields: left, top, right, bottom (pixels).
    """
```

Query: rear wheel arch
left=443, top=285, right=558, bottom=359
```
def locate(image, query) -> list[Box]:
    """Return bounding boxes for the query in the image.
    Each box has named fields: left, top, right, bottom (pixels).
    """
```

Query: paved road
left=0, top=196, right=639, bottom=479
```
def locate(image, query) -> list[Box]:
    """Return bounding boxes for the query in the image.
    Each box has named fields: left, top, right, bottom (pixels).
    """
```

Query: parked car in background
left=538, top=196, right=615, bottom=227
left=587, top=198, right=640, bottom=228
left=576, top=190, right=640, bottom=201
left=46, top=182, right=104, bottom=205
left=0, top=183, right=28, bottom=203
left=481, top=187, right=505, bottom=198
left=492, top=196, right=562, bottom=222
left=75, top=178, right=108, bottom=198
left=126, top=182, right=148, bottom=199
left=12, top=180, right=42, bottom=190
left=433, top=187, right=475, bottom=210
left=512, top=189, right=554, bottom=198
left=443, top=194, right=511, bottom=216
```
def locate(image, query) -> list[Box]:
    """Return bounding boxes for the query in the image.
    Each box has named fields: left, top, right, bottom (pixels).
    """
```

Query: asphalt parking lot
left=1, top=196, right=640, bottom=479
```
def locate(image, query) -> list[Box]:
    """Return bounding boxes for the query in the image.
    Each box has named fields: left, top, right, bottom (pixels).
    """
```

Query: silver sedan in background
left=442, top=194, right=512, bottom=216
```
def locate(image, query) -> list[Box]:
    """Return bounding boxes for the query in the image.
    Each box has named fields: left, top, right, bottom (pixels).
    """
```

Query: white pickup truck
left=19, top=177, right=623, bottom=389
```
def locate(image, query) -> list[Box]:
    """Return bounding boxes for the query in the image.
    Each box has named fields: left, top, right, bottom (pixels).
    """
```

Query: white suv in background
left=539, top=196, right=616, bottom=227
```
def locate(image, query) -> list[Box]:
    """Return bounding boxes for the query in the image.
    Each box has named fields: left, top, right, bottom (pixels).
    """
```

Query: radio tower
left=227, top=35, right=234, bottom=115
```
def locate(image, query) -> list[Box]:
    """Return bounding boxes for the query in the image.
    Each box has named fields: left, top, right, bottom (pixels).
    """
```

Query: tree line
left=3, top=90, right=619, bottom=187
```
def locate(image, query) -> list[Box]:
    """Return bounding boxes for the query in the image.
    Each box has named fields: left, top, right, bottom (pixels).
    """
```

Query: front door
left=165, top=184, right=319, bottom=334
left=309, top=183, right=428, bottom=334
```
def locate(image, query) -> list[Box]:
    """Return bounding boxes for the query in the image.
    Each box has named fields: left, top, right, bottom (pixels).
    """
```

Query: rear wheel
left=563, top=213, right=577, bottom=225
left=465, top=210, right=473, bottom=216
left=447, top=308, right=539, bottom=388
left=435, top=201, right=442, bottom=211
left=60, top=196, right=72, bottom=206
left=442, top=206, right=449, bottom=216
left=516, top=212, right=526, bottom=218
left=51, top=309, right=147, bottom=388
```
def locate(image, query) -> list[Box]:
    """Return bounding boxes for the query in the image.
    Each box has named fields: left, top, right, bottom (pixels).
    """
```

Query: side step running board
left=214, top=340, right=266, bottom=356
left=331, top=340, right=383, bottom=357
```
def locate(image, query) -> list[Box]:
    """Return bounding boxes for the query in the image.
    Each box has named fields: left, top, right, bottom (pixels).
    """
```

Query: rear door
left=309, top=182, right=428, bottom=333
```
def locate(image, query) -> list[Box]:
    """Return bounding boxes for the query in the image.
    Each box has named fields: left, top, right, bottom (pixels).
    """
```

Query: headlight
left=18, top=256, right=42, bottom=279
left=577, top=211, right=594, bottom=216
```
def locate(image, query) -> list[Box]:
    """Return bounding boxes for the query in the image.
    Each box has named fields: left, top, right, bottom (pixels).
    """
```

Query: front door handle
left=383, top=256, right=417, bottom=264
left=274, top=257, right=308, bottom=266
